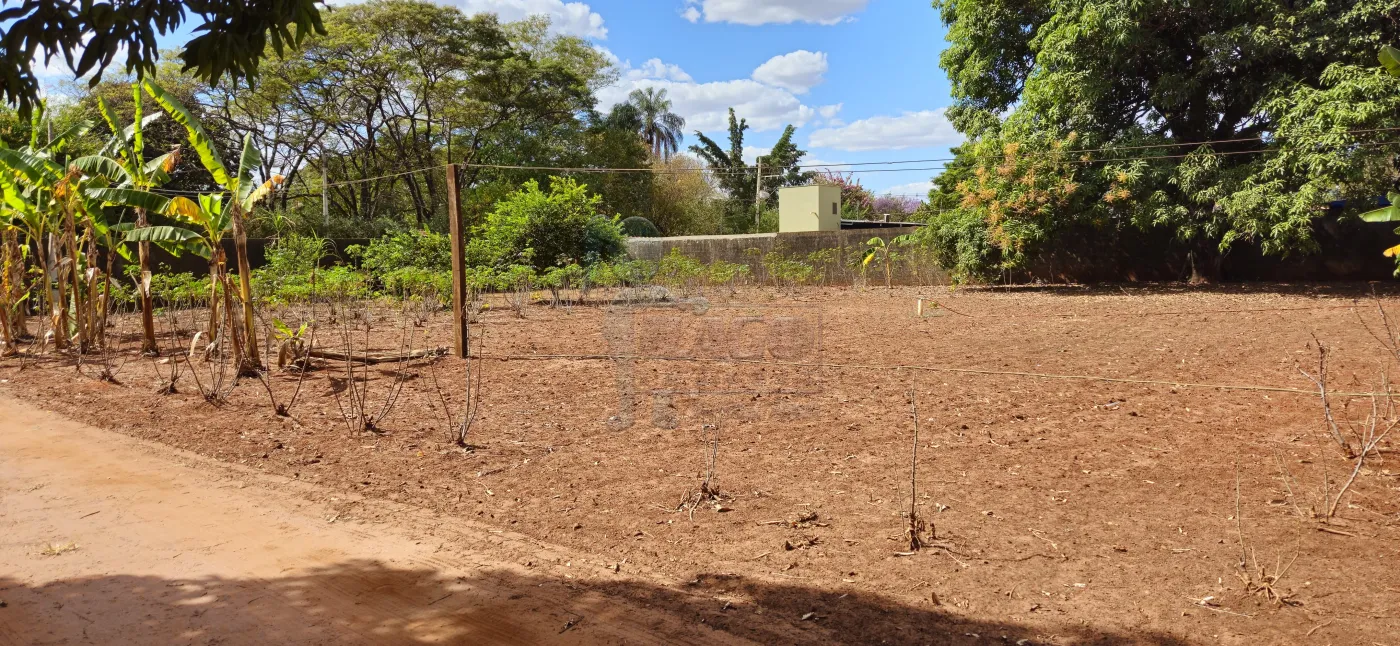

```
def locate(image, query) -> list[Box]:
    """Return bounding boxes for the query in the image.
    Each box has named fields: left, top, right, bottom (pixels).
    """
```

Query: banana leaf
left=142, top=79, right=229, bottom=187
left=86, top=187, right=171, bottom=214
left=71, top=156, right=132, bottom=185
left=1360, top=193, right=1400, bottom=223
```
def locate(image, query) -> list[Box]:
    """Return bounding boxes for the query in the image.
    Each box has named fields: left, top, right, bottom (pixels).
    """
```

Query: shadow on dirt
left=1, top=560, right=1190, bottom=645
left=952, top=280, right=1400, bottom=300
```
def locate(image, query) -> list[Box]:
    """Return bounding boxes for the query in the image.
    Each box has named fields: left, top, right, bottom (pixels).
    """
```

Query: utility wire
left=141, top=125, right=1400, bottom=199
left=794, top=125, right=1400, bottom=170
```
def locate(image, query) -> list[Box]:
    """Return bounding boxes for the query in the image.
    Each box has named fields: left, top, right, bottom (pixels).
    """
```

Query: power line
left=792, top=138, right=1400, bottom=176
left=139, top=127, right=1400, bottom=200
left=794, top=125, right=1400, bottom=170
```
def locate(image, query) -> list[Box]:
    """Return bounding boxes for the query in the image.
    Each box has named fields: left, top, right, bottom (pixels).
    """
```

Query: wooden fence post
left=447, top=163, right=468, bottom=359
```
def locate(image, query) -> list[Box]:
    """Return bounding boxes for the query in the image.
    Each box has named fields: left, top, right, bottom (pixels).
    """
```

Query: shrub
left=621, top=216, right=662, bottom=237
left=253, top=233, right=340, bottom=304
left=587, top=261, right=620, bottom=289
left=266, top=232, right=333, bottom=274
left=347, top=230, right=452, bottom=275
left=125, top=263, right=211, bottom=306
left=656, top=249, right=705, bottom=295
left=380, top=267, right=452, bottom=302
left=308, top=266, right=372, bottom=302
left=538, top=263, right=586, bottom=306
left=478, top=177, right=628, bottom=270
left=706, top=260, right=750, bottom=292
left=806, top=248, right=839, bottom=285
left=496, top=264, right=536, bottom=317
left=613, top=259, right=657, bottom=286
left=763, top=252, right=815, bottom=290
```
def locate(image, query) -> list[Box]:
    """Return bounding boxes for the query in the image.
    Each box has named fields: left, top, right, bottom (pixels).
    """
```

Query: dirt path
left=0, top=394, right=749, bottom=646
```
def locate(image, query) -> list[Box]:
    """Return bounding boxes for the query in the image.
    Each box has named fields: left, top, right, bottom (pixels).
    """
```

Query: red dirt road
left=0, top=393, right=748, bottom=645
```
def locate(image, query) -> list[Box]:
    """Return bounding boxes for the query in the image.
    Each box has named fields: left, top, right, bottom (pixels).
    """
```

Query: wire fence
left=155, top=124, right=1400, bottom=200
left=471, top=351, right=1378, bottom=399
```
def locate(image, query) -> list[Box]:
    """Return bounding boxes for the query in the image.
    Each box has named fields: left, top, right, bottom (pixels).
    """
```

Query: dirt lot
left=0, top=394, right=747, bottom=645
left=4, top=284, right=1400, bottom=644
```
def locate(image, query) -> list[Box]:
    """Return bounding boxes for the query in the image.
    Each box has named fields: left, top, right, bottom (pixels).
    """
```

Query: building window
left=831, top=202, right=838, bottom=215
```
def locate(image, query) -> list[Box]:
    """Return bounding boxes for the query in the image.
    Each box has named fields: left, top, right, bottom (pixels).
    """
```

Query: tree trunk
left=221, top=271, right=245, bottom=371
left=40, top=234, right=64, bottom=350
left=83, top=234, right=101, bottom=346
left=136, top=207, right=158, bottom=355
left=0, top=229, right=23, bottom=350
left=101, top=243, right=115, bottom=349
left=1187, top=239, right=1223, bottom=285
left=50, top=236, right=72, bottom=350
left=229, top=206, right=260, bottom=373
left=207, top=249, right=224, bottom=344
left=65, top=209, right=87, bottom=352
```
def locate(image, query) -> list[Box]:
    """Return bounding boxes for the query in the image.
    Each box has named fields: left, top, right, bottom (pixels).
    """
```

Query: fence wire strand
left=472, top=352, right=1383, bottom=398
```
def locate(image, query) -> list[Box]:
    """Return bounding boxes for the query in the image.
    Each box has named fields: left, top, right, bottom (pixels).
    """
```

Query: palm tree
left=627, top=88, right=685, bottom=160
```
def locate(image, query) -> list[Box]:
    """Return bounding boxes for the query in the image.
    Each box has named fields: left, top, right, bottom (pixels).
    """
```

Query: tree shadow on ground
left=1, top=560, right=1190, bottom=645
left=951, top=280, right=1400, bottom=300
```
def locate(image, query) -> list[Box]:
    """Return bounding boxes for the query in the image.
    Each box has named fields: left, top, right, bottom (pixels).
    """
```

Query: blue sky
left=587, top=0, right=959, bottom=197
left=36, top=0, right=961, bottom=198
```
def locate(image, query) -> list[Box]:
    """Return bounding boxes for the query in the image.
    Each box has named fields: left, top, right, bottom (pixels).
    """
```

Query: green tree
left=0, top=0, right=324, bottom=115
left=928, top=0, right=1400, bottom=282
left=648, top=153, right=725, bottom=235
left=574, top=102, right=654, bottom=222
left=181, top=2, right=611, bottom=233
left=691, top=109, right=810, bottom=233
left=474, top=177, right=626, bottom=270
left=628, top=87, right=686, bottom=159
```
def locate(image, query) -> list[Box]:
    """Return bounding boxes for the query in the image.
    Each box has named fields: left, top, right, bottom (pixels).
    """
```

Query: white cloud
left=751, top=50, right=828, bottom=94
left=878, top=181, right=934, bottom=196
left=808, top=109, right=964, bottom=151
left=626, top=58, right=692, bottom=83
left=350, top=0, right=608, bottom=38
left=817, top=103, right=842, bottom=120
left=683, top=0, right=869, bottom=26
left=799, top=158, right=845, bottom=170
left=599, top=57, right=820, bottom=134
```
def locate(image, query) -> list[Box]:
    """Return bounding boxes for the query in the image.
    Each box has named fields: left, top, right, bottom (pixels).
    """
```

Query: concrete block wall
left=625, top=228, right=947, bottom=286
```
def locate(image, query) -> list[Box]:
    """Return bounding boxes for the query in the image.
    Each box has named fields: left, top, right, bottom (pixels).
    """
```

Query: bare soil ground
left=0, top=394, right=749, bottom=645
left=4, top=284, right=1400, bottom=645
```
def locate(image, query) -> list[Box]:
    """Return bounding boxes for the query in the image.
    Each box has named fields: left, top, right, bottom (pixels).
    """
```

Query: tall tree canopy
left=627, top=87, right=685, bottom=159
left=925, top=0, right=1400, bottom=281
left=0, top=0, right=324, bottom=115
left=191, top=1, right=617, bottom=233
left=691, top=108, right=811, bottom=233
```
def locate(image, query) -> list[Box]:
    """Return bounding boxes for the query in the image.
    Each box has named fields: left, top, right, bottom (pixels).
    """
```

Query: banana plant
left=0, top=104, right=93, bottom=350
left=72, top=84, right=174, bottom=354
left=91, top=78, right=281, bottom=372
left=861, top=234, right=915, bottom=289
left=1360, top=46, right=1400, bottom=269
left=1361, top=191, right=1400, bottom=262
left=88, top=188, right=227, bottom=348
